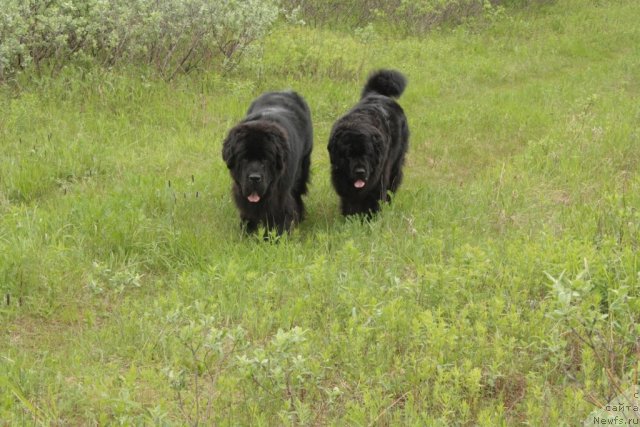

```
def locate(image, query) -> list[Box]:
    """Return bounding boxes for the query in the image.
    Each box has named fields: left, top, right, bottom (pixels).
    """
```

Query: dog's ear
left=369, top=129, right=386, bottom=169
left=327, top=129, right=336, bottom=153
left=327, top=126, right=345, bottom=159
left=222, top=127, right=240, bottom=169
left=327, top=135, right=336, bottom=157
left=272, top=133, right=288, bottom=173
left=370, top=131, right=384, bottom=158
left=263, top=123, right=289, bottom=174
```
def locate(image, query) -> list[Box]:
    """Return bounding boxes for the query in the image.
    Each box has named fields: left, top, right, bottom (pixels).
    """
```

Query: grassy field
left=1, top=0, right=639, bottom=424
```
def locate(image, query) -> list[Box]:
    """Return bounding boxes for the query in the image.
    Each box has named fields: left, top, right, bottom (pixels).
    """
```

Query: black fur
left=328, top=69, right=409, bottom=217
left=222, top=91, right=313, bottom=234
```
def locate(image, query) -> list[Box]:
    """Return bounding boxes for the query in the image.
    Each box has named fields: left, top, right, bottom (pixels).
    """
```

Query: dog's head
left=222, top=121, right=288, bottom=204
left=328, top=126, right=384, bottom=192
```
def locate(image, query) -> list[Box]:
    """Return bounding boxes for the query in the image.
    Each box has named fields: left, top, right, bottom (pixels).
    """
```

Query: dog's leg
left=367, top=197, right=381, bottom=215
left=341, top=196, right=380, bottom=217
left=294, top=193, right=305, bottom=222
left=269, top=195, right=298, bottom=235
left=379, top=179, right=389, bottom=203
left=293, top=153, right=311, bottom=221
left=340, top=198, right=359, bottom=216
left=272, top=213, right=296, bottom=236
left=242, top=217, right=258, bottom=234
left=388, top=160, right=404, bottom=194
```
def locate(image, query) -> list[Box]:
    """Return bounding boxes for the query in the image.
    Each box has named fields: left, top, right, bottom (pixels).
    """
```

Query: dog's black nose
left=354, top=167, right=366, bottom=176
left=249, top=173, right=262, bottom=183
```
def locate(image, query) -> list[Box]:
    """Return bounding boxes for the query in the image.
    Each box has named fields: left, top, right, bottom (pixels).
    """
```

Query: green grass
left=1, top=0, right=639, bottom=424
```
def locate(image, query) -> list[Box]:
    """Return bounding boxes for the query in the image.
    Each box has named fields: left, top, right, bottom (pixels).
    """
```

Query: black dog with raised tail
left=328, top=69, right=409, bottom=217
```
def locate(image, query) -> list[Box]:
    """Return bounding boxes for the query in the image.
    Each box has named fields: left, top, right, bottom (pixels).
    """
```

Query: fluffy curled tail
left=361, top=69, right=407, bottom=99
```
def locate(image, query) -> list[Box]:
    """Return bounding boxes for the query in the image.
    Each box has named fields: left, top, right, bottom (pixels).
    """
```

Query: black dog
left=328, top=69, right=409, bottom=216
left=222, top=91, right=313, bottom=234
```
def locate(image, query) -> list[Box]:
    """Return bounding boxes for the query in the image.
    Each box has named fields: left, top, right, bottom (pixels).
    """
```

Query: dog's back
left=246, top=91, right=312, bottom=154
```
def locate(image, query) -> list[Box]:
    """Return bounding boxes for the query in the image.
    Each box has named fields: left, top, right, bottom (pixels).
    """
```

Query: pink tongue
left=247, top=193, right=261, bottom=203
left=354, top=180, right=366, bottom=189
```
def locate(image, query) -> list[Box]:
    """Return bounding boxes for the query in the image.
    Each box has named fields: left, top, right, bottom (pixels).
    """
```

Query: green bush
left=0, top=0, right=280, bottom=81
left=281, top=0, right=552, bottom=32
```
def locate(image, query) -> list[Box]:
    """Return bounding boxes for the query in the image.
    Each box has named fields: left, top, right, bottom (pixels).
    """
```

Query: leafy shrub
left=545, top=257, right=640, bottom=402
left=160, top=303, right=248, bottom=425
left=0, top=0, right=281, bottom=81
left=281, top=0, right=553, bottom=33
left=0, top=2, right=29, bottom=79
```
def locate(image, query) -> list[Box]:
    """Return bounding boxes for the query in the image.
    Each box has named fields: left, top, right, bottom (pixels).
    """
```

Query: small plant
left=86, top=261, right=143, bottom=294
left=546, top=261, right=640, bottom=406
left=237, top=327, right=320, bottom=424
left=161, top=303, right=246, bottom=425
